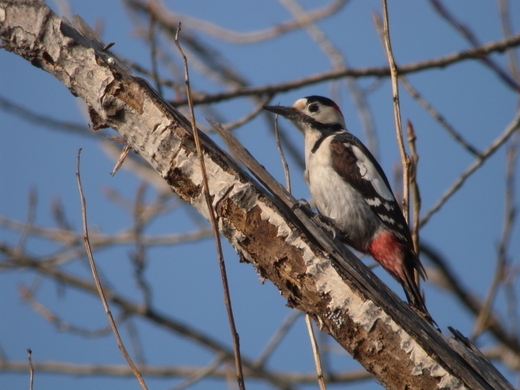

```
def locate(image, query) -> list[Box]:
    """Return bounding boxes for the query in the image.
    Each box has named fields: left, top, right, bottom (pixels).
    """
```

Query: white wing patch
left=378, top=213, right=397, bottom=225
left=365, top=198, right=382, bottom=207
left=350, top=144, right=394, bottom=201
left=366, top=197, right=395, bottom=210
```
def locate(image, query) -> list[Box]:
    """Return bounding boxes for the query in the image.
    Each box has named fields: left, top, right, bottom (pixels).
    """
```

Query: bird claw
left=312, top=213, right=339, bottom=240
left=292, top=198, right=312, bottom=212
left=292, top=199, right=339, bottom=240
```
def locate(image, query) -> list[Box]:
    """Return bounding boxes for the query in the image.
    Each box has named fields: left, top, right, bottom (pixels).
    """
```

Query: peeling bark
left=0, top=1, right=514, bottom=389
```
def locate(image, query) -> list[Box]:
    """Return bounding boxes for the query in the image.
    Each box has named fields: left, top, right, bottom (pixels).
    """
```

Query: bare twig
left=0, top=357, right=371, bottom=384
left=0, top=95, right=88, bottom=135
left=421, top=243, right=520, bottom=354
left=16, top=188, right=37, bottom=254
left=498, top=0, right=520, bottom=85
left=473, top=132, right=519, bottom=339
left=131, top=182, right=153, bottom=308
left=406, top=121, right=421, bottom=252
left=2, top=242, right=293, bottom=389
left=273, top=114, right=291, bottom=192
left=174, top=23, right=246, bottom=390
left=377, top=1, right=410, bottom=222
left=126, top=0, right=349, bottom=44
left=168, top=33, right=520, bottom=107
left=222, top=94, right=273, bottom=132
left=125, top=319, right=146, bottom=365
left=430, top=0, right=520, bottom=93
left=147, top=1, right=163, bottom=97
left=19, top=284, right=123, bottom=337
left=400, top=76, right=480, bottom=156
left=305, top=316, right=327, bottom=390
left=171, top=354, right=226, bottom=390
left=421, top=111, right=520, bottom=226
left=503, top=133, right=520, bottom=335
left=111, top=144, right=132, bottom=176
left=76, top=149, right=148, bottom=390
left=51, top=198, right=73, bottom=231
left=27, top=348, right=34, bottom=390
left=254, top=310, right=301, bottom=368
left=0, top=213, right=213, bottom=248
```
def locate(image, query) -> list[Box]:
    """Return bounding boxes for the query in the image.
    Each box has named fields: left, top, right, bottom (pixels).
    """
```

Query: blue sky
left=1, top=1, right=520, bottom=389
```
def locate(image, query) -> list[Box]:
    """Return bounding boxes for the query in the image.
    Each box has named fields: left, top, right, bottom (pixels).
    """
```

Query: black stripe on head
left=304, top=96, right=342, bottom=115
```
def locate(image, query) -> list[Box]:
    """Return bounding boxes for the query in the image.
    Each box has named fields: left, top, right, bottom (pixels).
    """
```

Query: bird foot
left=292, top=199, right=339, bottom=240
left=312, top=213, right=339, bottom=240
left=292, top=198, right=312, bottom=213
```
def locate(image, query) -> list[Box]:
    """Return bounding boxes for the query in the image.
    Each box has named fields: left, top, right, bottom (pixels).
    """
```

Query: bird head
left=264, top=96, right=346, bottom=134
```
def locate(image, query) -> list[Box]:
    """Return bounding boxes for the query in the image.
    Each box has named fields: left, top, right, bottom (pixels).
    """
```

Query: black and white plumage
left=264, top=96, right=431, bottom=318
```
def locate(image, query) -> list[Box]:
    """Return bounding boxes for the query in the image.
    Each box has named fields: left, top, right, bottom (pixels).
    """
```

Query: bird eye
left=308, top=103, right=319, bottom=113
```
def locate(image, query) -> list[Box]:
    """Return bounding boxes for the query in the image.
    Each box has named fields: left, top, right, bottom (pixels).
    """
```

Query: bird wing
left=329, top=133, right=413, bottom=245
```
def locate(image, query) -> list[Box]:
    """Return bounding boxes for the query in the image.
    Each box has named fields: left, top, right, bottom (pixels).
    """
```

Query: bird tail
left=402, top=251, right=436, bottom=325
left=367, top=232, right=436, bottom=325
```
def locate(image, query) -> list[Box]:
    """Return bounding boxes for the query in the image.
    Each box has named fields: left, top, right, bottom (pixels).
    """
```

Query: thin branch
left=0, top=358, right=371, bottom=384
left=429, top=0, right=520, bottom=93
left=19, top=284, right=124, bottom=337
left=0, top=95, right=89, bottom=135
left=421, top=111, right=520, bottom=226
left=2, top=242, right=291, bottom=389
left=76, top=149, right=148, bottom=390
left=406, top=121, right=421, bottom=253
left=131, top=182, right=153, bottom=308
left=498, top=0, right=520, bottom=85
left=168, top=33, right=520, bottom=107
left=125, top=319, right=146, bottom=365
left=16, top=188, right=37, bottom=255
left=125, top=0, right=349, bottom=44
left=111, top=144, right=132, bottom=176
left=254, top=310, right=301, bottom=368
left=147, top=1, right=163, bottom=97
left=472, top=130, right=519, bottom=339
left=0, top=214, right=213, bottom=249
left=51, top=197, right=74, bottom=231
left=273, top=114, right=291, bottom=193
left=27, top=349, right=34, bottom=390
left=174, top=24, right=246, bottom=390
left=170, top=354, right=226, bottom=390
left=400, top=76, right=481, bottom=156
left=377, top=1, right=410, bottom=221
left=305, top=316, right=327, bottom=390
left=221, top=94, right=273, bottom=132
left=421, top=243, right=520, bottom=354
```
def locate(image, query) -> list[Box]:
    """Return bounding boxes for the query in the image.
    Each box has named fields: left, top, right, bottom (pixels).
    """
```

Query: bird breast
left=304, top=135, right=380, bottom=250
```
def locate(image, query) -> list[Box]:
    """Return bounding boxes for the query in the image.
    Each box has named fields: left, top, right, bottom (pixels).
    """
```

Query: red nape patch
left=368, top=231, right=405, bottom=281
left=330, top=101, right=343, bottom=116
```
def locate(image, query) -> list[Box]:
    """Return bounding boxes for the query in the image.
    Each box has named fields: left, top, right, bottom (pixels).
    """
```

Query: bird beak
left=263, top=105, right=298, bottom=119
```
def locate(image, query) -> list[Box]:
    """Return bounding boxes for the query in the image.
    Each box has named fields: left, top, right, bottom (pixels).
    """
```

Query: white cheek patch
left=350, top=145, right=394, bottom=201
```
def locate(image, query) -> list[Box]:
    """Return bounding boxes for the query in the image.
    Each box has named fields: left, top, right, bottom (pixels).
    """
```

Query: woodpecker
left=264, top=96, right=431, bottom=318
